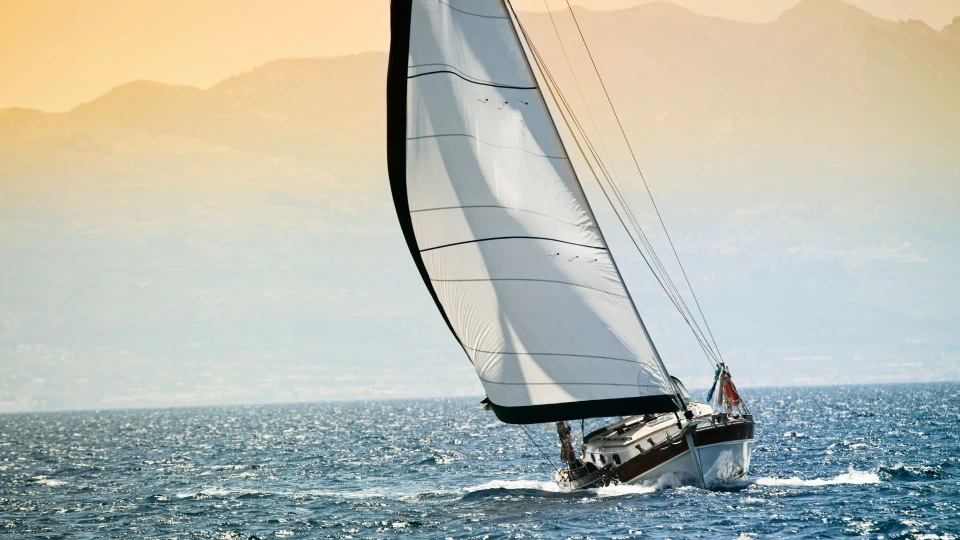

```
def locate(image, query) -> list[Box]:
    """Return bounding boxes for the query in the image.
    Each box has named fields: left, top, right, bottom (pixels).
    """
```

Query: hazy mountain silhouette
left=1, top=53, right=387, bottom=181
left=2, top=0, right=958, bottom=411
left=2, top=0, right=957, bottom=181
left=525, top=0, right=959, bottom=169
left=942, top=15, right=960, bottom=38
left=4, top=0, right=959, bottom=186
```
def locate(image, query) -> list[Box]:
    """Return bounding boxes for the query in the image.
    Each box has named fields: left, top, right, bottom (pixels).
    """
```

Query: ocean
left=1, top=383, right=957, bottom=538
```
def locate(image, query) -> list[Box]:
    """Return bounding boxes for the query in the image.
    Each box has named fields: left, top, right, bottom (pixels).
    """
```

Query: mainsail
left=387, top=0, right=680, bottom=424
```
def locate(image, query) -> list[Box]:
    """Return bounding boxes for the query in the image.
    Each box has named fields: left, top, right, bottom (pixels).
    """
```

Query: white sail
left=387, top=0, right=678, bottom=423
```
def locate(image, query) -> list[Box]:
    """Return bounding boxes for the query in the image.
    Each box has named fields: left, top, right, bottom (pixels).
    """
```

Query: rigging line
left=519, top=424, right=562, bottom=476
left=549, top=75, right=718, bottom=364
left=563, top=0, right=725, bottom=363
left=535, top=1, right=719, bottom=365
left=545, top=49, right=720, bottom=368
left=540, top=0, right=619, bottom=180
left=526, top=43, right=720, bottom=368
left=560, top=96, right=718, bottom=364
left=505, top=0, right=699, bottom=398
left=529, top=424, right=574, bottom=455
left=520, top=16, right=719, bottom=365
left=513, top=13, right=720, bottom=365
left=503, top=1, right=717, bottom=369
left=519, top=20, right=720, bottom=366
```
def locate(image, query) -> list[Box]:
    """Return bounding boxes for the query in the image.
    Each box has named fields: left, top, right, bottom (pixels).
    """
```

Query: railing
left=557, top=465, right=610, bottom=491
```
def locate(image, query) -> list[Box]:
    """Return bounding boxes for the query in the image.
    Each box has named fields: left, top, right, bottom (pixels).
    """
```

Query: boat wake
left=593, top=483, right=659, bottom=497
left=170, top=467, right=882, bottom=505
left=462, top=467, right=880, bottom=498
left=463, top=473, right=682, bottom=498
left=753, top=467, right=880, bottom=487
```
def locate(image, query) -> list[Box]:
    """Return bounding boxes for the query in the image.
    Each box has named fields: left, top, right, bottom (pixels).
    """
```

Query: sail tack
left=387, top=0, right=678, bottom=423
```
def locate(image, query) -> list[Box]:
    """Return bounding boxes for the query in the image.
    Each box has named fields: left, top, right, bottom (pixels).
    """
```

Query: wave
left=416, top=455, right=456, bottom=466
left=462, top=474, right=684, bottom=498
left=755, top=467, right=880, bottom=487
left=175, top=487, right=234, bottom=498
left=594, top=483, right=658, bottom=497
left=879, top=463, right=948, bottom=481
left=33, top=476, right=67, bottom=487
left=463, top=479, right=563, bottom=493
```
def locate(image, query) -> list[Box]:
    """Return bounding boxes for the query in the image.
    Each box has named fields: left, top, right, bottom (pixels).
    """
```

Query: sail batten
left=408, top=69, right=538, bottom=90
left=388, top=0, right=679, bottom=423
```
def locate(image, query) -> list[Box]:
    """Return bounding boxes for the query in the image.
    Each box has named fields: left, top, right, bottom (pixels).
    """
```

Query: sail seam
left=465, top=345, right=640, bottom=365
left=407, top=62, right=496, bottom=83
left=436, top=0, right=508, bottom=19
left=407, top=70, right=537, bottom=90
left=431, top=278, right=627, bottom=298
left=419, top=236, right=606, bottom=253
left=411, top=204, right=597, bottom=230
left=407, top=133, right=566, bottom=160
left=480, top=379, right=644, bottom=387
left=408, top=63, right=532, bottom=89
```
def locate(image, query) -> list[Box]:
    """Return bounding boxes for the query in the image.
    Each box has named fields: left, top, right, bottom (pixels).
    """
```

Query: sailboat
left=386, top=0, right=754, bottom=490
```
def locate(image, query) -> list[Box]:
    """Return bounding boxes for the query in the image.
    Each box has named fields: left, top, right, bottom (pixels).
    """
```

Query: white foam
left=33, top=476, right=66, bottom=487
left=298, top=488, right=391, bottom=500
left=464, top=479, right=562, bottom=493
left=175, top=487, right=234, bottom=498
left=595, top=471, right=693, bottom=496
left=755, top=467, right=880, bottom=487
left=464, top=471, right=703, bottom=498
left=593, top=483, right=657, bottom=497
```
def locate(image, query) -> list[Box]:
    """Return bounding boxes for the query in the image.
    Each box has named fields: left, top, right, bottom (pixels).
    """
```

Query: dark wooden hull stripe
left=693, top=421, right=755, bottom=447
left=610, top=420, right=754, bottom=485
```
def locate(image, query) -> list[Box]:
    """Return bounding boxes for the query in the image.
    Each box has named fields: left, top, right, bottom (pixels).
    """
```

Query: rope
left=539, top=0, right=719, bottom=365
left=561, top=0, right=726, bottom=364
left=519, top=425, right=562, bottom=476
left=507, top=0, right=720, bottom=365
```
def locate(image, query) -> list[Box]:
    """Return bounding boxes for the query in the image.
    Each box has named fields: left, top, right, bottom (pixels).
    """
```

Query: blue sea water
left=1, top=383, right=958, bottom=539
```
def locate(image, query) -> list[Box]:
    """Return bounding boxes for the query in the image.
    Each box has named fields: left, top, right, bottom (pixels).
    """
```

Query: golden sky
left=2, top=0, right=958, bottom=111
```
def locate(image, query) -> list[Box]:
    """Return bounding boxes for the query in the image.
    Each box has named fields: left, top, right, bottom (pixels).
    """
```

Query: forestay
left=387, top=0, right=679, bottom=423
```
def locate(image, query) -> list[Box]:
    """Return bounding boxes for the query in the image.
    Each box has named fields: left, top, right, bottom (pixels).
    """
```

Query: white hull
left=697, top=439, right=755, bottom=486
left=559, top=403, right=755, bottom=490
left=625, top=438, right=754, bottom=488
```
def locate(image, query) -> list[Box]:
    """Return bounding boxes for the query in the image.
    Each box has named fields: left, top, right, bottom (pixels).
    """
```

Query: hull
left=697, top=439, right=754, bottom=486
left=624, top=437, right=754, bottom=487
left=614, top=420, right=754, bottom=487
left=560, top=406, right=754, bottom=490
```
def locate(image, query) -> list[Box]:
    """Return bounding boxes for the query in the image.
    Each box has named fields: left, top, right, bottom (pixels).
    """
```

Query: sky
left=1, top=0, right=958, bottom=111
left=1, top=0, right=958, bottom=412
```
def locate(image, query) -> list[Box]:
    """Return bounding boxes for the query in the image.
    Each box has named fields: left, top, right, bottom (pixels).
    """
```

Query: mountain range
left=1, top=0, right=958, bottom=411
left=2, top=0, right=958, bottom=182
